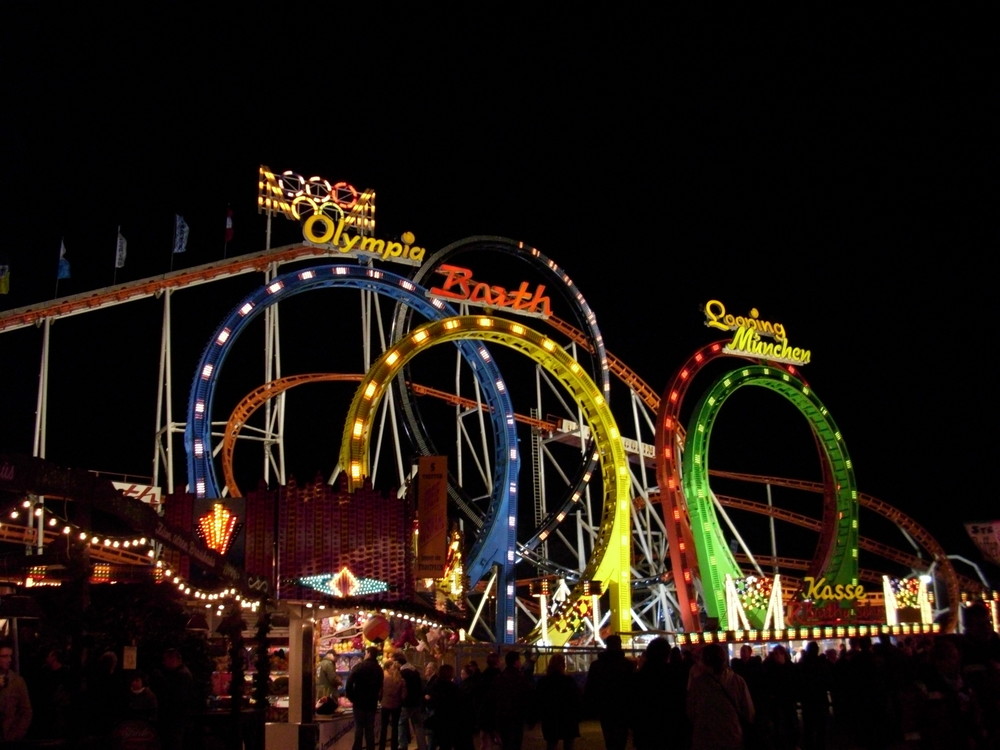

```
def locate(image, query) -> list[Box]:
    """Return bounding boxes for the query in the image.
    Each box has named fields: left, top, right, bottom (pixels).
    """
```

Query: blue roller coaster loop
left=184, top=263, right=521, bottom=641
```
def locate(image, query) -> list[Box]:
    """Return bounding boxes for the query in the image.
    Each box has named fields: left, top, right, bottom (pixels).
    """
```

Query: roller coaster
left=0, top=231, right=984, bottom=644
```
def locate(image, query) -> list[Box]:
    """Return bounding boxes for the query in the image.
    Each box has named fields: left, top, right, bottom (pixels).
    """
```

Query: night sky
left=2, top=8, right=997, bottom=578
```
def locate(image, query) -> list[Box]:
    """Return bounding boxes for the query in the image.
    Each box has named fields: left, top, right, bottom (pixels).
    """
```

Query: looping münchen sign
left=703, top=299, right=812, bottom=366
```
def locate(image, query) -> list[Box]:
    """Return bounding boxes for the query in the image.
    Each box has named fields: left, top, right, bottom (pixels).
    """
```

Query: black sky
left=2, top=8, right=997, bottom=575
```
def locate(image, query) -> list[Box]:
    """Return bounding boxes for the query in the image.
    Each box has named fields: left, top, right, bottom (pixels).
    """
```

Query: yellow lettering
left=704, top=300, right=728, bottom=332
left=340, top=233, right=361, bottom=253
left=802, top=576, right=866, bottom=602
left=303, top=214, right=336, bottom=244
left=704, top=300, right=790, bottom=343
left=359, top=237, right=385, bottom=256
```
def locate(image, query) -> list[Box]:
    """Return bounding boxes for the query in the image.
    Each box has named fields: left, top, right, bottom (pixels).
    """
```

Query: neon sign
left=801, top=576, right=866, bottom=603
left=302, top=217, right=425, bottom=264
left=196, top=502, right=240, bottom=555
left=257, top=165, right=426, bottom=266
left=703, top=299, right=812, bottom=365
left=429, top=264, right=552, bottom=317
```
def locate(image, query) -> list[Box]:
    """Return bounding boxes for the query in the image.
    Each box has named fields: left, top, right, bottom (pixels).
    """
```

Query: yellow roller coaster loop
left=338, top=315, right=632, bottom=646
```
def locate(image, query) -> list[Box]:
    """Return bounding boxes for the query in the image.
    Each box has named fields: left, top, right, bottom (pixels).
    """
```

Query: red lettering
left=429, top=264, right=473, bottom=300
left=429, top=265, right=552, bottom=317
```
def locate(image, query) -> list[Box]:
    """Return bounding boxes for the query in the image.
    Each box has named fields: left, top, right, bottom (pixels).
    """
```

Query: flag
left=0, top=264, right=9, bottom=295
left=115, top=231, right=127, bottom=268
left=173, top=214, right=190, bottom=254
left=224, top=208, right=234, bottom=243
left=57, top=239, right=71, bottom=279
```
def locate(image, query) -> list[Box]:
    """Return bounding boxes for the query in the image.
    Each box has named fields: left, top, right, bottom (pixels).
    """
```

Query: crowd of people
left=341, top=647, right=548, bottom=750
left=587, top=602, right=1000, bottom=750
left=0, top=639, right=199, bottom=749
left=336, top=602, right=1000, bottom=750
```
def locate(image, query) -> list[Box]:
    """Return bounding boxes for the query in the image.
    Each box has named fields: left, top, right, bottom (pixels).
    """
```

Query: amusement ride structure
left=0, top=167, right=988, bottom=646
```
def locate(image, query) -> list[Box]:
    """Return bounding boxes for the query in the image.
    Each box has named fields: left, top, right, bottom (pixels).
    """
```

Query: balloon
left=363, top=614, right=390, bottom=643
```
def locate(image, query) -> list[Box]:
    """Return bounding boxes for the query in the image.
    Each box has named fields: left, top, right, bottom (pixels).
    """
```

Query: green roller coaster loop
left=339, top=315, right=632, bottom=646
left=683, top=364, right=860, bottom=629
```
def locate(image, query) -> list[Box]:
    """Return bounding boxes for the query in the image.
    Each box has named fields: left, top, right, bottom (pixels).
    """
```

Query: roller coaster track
left=522, top=320, right=969, bottom=627
left=0, top=243, right=350, bottom=333
left=715, top=494, right=980, bottom=591
left=712, top=470, right=967, bottom=619
left=218, top=325, right=969, bottom=627
left=2, top=245, right=971, bottom=634
left=221, top=374, right=559, bottom=498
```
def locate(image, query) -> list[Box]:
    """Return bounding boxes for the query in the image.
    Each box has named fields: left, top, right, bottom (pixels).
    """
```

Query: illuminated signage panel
left=703, top=299, right=812, bottom=365
left=258, top=165, right=425, bottom=266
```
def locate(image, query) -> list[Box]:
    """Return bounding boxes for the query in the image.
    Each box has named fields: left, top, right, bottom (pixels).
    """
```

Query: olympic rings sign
left=258, top=165, right=425, bottom=265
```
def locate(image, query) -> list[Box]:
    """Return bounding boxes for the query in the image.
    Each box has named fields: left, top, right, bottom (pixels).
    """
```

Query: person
left=629, top=636, right=680, bottom=750
left=395, top=652, right=428, bottom=750
left=109, top=669, right=161, bottom=750
left=27, top=645, right=77, bottom=744
left=317, top=649, right=343, bottom=703
left=797, top=641, right=833, bottom=750
left=150, top=647, right=196, bottom=750
left=80, top=648, right=122, bottom=746
left=379, top=659, right=405, bottom=750
left=731, top=643, right=766, bottom=709
left=0, top=640, right=32, bottom=745
left=425, top=663, right=460, bottom=750
left=686, top=642, right=755, bottom=750
left=493, top=650, right=536, bottom=750
left=583, top=634, right=636, bottom=750
left=455, top=661, right=481, bottom=750
left=761, top=644, right=799, bottom=750
left=123, top=670, right=159, bottom=724
left=346, top=646, right=384, bottom=750
left=422, top=661, right=440, bottom=750
left=535, top=653, right=581, bottom=750
left=476, top=652, right=502, bottom=750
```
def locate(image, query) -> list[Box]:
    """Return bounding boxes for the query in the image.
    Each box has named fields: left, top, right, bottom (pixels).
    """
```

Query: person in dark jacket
left=426, top=663, right=461, bottom=750
left=494, top=650, right=536, bottom=750
left=583, top=635, right=636, bottom=750
left=346, top=647, right=384, bottom=750
left=150, top=647, right=195, bottom=750
left=536, top=653, right=581, bottom=750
